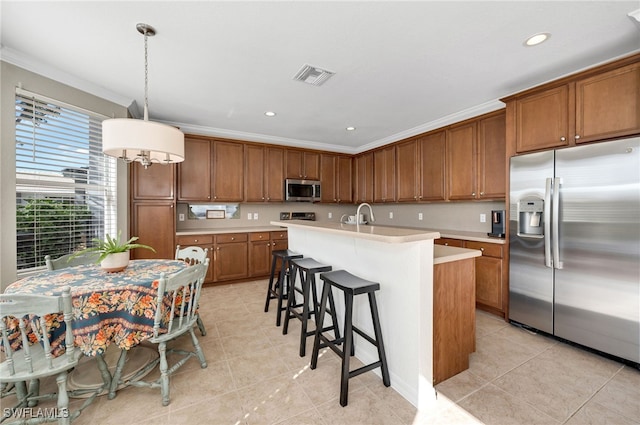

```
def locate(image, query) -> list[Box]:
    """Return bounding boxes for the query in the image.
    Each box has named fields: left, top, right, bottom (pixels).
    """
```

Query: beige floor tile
left=468, top=331, right=541, bottom=381
left=166, top=390, right=247, bottom=425
left=85, top=384, right=170, bottom=424
left=565, top=401, right=640, bottom=425
left=588, top=365, right=640, bottom=421
left=273, top=407, right=328, bottom=425
left=228, top=346, right=290, bottom=389
left=237, top=372, right=315, bottom=425
left=493, top=324, right=557, bottom=354
left=220, top=329, right=273, bottom=358
left=435, top=369, right=488, bottom=403
left=458, top=383, right=561, bottom=425
left=366, top=382, right=417, bottom=424
left=295, top=354, right=359, bottom=406
left=475, top=310, right=509, bottom=337
left=315, top=386, right=406, bottom=425
left=167, top=359, right=237, bottom=410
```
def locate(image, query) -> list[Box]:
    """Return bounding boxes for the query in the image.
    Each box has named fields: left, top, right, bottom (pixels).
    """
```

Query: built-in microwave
left=285, top=178, right=321, bottom=202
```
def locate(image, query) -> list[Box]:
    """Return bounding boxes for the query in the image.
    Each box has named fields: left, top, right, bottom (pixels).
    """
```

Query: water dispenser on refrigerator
left=517, top=198, right=544, bottom=238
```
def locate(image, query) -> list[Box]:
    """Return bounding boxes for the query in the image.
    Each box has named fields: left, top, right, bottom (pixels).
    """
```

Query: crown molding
left=1, top=46, right=132, bottom=108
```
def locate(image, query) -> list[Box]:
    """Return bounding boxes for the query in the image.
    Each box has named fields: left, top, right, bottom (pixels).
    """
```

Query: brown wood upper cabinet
left=131, top=162, right=176, bottom=200
left=447, top=111, right=506, bottom=200
left=286, top=149, right=320, bottom=180
left=178, top=138, right=244, bottom=202
left=320, top=153, right=352, bottom=203
left=508, top=58, right=640, bottom=153
left=245, top=145, right=285, bottom=202
left=373, top=145, right=396, bottom=203
left=396, top=130, right=447, bottom=202
left=354, top=152, right=374, bottom=204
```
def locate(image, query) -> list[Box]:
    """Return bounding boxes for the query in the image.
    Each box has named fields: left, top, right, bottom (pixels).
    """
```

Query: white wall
left=0, top=62, right=128, bottom=290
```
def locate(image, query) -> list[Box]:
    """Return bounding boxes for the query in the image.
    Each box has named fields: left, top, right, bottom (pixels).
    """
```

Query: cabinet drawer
left=176, top=235, right=213, bottom=245
left=465, top=241, right=503, bottom=258
left=250, top=232, right=270, bottom=242
left=270, top=230, right=288, bottom=240
left=435, top=238, right=464, bottom=247
left=215, top=233, right=248, bottom=244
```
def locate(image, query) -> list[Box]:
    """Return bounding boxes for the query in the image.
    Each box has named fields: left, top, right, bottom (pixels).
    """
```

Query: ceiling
left=2, top=1, right=639, bottom=154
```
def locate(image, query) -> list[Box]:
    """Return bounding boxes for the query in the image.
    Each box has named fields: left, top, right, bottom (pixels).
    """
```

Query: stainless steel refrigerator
left=509, top=137, right=640, bottom=364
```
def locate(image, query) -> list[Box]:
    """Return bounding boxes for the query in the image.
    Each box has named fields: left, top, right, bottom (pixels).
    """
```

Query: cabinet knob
left=480, top=247, right=485, bottom=252
left=267, top=197, right=270, bottom=201
left=194, top=239, right=198, bottom=243
left=480, top=191, right=485, bottom=196
left=472, top=192, right=476, bottom=196
left=414, top=196, right=418, bottom=200
left=259, top=235, right=263, bottom=239
left=560, top=136, right=566, bottom=141
left=207, top=195, right=211, bottom=199
left=444, top=243, right=449, bottom=246
left=231, top=237, right=235, bottom=241
left=574, top=135, right=581, bottom=140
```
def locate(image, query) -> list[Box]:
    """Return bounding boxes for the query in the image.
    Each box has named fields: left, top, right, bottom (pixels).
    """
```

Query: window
left=15, top=89, right=117, bottom=272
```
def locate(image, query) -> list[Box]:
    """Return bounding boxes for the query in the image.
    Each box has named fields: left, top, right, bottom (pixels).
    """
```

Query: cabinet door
left=212, top=141, right=244, bottom=201
left=178, top=138, right=212, bottom=201
left=286, top=149, right=304, bottom=178
left=303, top=152, right=320, bottom=180
left=474, top=256, right=503, bottom=311
left=336, top=155, right=353, bottom=203
left=320, top=154, right=337, bottom=202
left=249, top=233, right=272, bottom=277
left=516, top=85, right=571, bottom=153
left=575, top=62, right=640, bottom=143
left=131, top=162, right=175, bottom=200
left=396, top=139, right=419, bottom=202
left=131, top=201, right=175, bottom=260
left=447, top=122, right=477, bottom=200
left=477, top=112, right=506, bottom=199
left=354, top=152, right=374, bottom=203
left=265, top=147, right=285, bottom=202
left=374, top=146, right=396, bottom=202
left=418, top=131, right=446, bottom=201
left=244, top=145, right=265, bottom=202
left=214, top=242, right=248, bottom=281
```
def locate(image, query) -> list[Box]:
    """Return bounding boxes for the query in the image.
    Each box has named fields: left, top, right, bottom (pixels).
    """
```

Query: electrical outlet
left=418, top=212, right=423, bottom=221
left=328, top=212, right=332, bottom=219
left=179, top=213, right=185, bottom=222
left=480, top=213, right=486, bottom=223
left=253, top=213, right=259, bottom=220
left=247, top=213, right=252, bottom=220
left=389, top=212, right=394, bottom=219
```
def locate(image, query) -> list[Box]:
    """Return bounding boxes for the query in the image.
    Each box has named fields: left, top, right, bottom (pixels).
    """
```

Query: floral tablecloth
left=4, top=260, right=188, bottom=357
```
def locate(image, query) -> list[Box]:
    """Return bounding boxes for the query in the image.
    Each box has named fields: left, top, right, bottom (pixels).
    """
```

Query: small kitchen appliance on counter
left=487, top=210, right=505, bottom=238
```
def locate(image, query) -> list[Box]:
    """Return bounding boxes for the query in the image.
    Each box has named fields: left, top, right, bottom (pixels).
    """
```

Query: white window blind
left=15, top=89, right=117, bottom=272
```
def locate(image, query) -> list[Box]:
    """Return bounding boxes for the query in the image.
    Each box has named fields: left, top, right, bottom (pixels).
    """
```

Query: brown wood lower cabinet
left=175, top=235, right=214, bottom=283
left=433, top=257, right=476, bottom=384
left=176, top=230, right=289, bottom=284
left=435, top=237, right=506, bottom=318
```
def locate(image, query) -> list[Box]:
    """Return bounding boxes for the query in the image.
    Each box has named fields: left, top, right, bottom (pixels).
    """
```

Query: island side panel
left=286, top=226, right=435, bottom=407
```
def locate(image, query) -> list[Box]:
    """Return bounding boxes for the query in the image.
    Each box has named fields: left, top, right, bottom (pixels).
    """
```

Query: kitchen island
left=271, top=220, right=480, bottom=408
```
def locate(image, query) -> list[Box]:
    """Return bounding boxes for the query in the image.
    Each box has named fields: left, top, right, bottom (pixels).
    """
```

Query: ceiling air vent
left=293, top=64, right=335, bottom=86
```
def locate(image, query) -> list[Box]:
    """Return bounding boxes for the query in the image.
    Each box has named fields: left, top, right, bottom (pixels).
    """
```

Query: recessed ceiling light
left=346, top=126, right=356, bottom=131
left=524, top=32, right=550, bottom=47
left=264, top=111, right=276, bottom=117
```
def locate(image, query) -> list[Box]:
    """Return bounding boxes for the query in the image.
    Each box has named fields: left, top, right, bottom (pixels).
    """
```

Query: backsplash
left=176, top=201, right=506, bottom=234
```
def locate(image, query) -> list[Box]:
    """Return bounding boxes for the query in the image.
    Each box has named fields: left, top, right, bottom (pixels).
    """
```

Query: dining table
left=3, top=259, right=189, bottom=398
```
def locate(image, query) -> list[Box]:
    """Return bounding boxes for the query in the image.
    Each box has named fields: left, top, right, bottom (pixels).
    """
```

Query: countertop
left=176, top=223, right=505, bottom=244
left=271, top=220, right=441, bottom=243
left=433, top=245, right=482, bottom=264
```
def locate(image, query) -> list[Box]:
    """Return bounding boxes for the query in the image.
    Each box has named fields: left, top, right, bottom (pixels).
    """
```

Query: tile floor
left=6, top=279, right=639, bottom=425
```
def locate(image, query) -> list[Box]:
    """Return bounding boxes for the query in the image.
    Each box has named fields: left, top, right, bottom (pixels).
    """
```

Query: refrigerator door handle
left=544, top=178, right=552, bottom=268
left=553, top=177, right=564, bottom=269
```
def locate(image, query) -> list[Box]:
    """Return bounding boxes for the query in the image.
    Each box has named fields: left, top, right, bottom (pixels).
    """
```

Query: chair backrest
left=0, top=286, right=75, bottom=377
left=45, top=252, right=100, bottom=271
left=175, top=245, right=208, bottom=266
left=152, top=258, right=209, bottom=338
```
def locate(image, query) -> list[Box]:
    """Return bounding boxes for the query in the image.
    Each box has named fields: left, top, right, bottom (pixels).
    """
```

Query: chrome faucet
left=356, top=202, right=375, bottom=224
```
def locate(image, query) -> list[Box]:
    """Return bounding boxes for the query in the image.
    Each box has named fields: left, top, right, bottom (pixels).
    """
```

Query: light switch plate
left=253, top=213, right=259, bottom=220
left=480, top=213, right=486, bottom=223
left=418, top=212, right=423, bottom=220
left=247, top=213, right=252, bottom=220
left=328, top=212, right=332, bottom=219
left=179, top=213, right=185, bottom=222
left=389, top=212, right=394, bottom=219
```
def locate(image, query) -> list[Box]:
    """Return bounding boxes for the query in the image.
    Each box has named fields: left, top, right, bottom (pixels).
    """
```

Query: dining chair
left=44, top=252, right=100, bottom=271
left=175, top=245, right=208, bottom=336
left=121, top=259, right=209, bottom=406
left=0, top=286, right=102, bottom=424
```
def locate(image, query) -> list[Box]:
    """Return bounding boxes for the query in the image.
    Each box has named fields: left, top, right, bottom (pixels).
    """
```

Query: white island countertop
left=270, top=220, right=440, bottom=243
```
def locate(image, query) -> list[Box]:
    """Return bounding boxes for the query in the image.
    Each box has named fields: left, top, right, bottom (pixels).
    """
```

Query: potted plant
left=72, top=230, right=156, bottom=272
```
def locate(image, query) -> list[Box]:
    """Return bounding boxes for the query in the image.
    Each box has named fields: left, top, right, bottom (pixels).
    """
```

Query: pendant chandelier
left=102, top=23, right=184, bottom=168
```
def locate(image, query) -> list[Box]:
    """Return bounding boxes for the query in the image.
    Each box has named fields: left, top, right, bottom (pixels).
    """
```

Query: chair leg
left=299, top=272, right=312, bottom=357
left=158, top=342, right=170, bottom=406
left=190, top=328, right=207, bottom=368
left=95, top=354, right=112, bottom=395
left=27, top=379, right=39, bottom=407
left=196, top=315, right=207, bottom=336
left=282, top=264, right=300, bottom=335
left=109, top=349, right=128, bottom=399
left=264, top=255, right=279, bottom=313
left=369, top=292, right=390, bottom=387
left=310, top=281, right=331, bottom=370
left=340, top=293, right=354, bottom=407
left=275, top=261, right=290, bottom=327
left=55, top=372, right=71, bottom=425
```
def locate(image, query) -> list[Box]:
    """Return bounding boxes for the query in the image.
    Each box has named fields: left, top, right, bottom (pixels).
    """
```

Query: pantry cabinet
left=505, top=56, right=640, bottom=154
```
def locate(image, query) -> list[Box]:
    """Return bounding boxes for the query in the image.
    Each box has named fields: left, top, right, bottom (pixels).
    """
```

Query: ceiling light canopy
left=524, top=32, right=550, bottom=47
left=102, top=23, right=184, bottom=169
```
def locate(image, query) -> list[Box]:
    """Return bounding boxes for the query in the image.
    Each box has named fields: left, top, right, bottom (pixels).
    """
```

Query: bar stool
left=264, top=249, right=303, bottom=326
left=311, top=270, right=390, bottom=407
left=283, top=258, right=341, bottom=357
